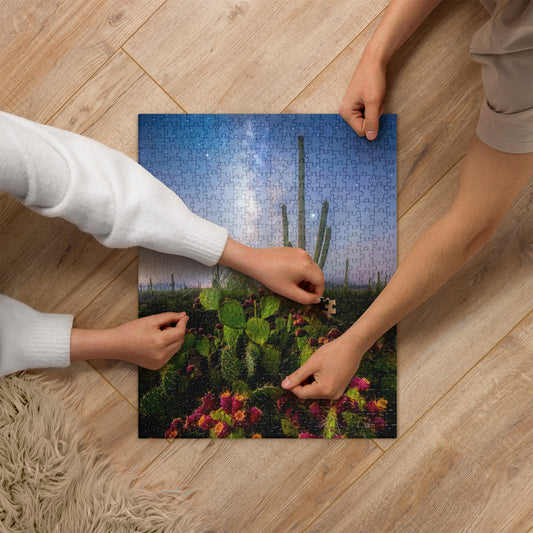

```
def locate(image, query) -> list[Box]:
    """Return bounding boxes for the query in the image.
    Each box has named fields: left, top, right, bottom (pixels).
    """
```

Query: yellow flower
left=376, top=398, right=388, bottom=412
left=251, top=433, right=262, bottom=439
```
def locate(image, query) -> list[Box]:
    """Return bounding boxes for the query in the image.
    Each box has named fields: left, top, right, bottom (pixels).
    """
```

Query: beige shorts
left=470, top=0, right=533, bottom=153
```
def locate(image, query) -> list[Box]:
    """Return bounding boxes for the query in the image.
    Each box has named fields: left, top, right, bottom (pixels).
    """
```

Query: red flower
left=334, top=395, right=349, bottom=414
left=170, top=418, right=183, bottom=431
left=220, top=392, right=233, bottom=414
left=295, top=329, right=306, bottom=337
left=248, top=406, right=262, bottom=425
left=327, top=328, right=342, bottom=340
left=293, top=317, right=309, bottom=326
left=349, top=376, right=370, bottom=392
left=309, top=402, right=321, bottom=418
left=299, top=432, right=320, bottom=439
left=231, top=394, right=245, bottom=414
left=198, top=415, right=216, bottom=431
left=200, top=392, right=218, bottom=413
left=373, top=417, right=386, bottom=432
left=185, top=411, right=201, bottom=428
left=214, top=421, right=230, bottom=438
left=365, top=400, right=378, bottom=414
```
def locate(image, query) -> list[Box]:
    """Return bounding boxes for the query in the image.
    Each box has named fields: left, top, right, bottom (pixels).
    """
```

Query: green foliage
left=195, top=336, right=210, bottom=357
left=299, top=344, right=315, bottom=366
left=245, top=342, right=261, bottom=378
left=323, top=407, right=338, bottom=438
left=140, top=387, right=165, bottom=418
left=250, top=385, right=285, bottom=406
left=219, top=300, right=246, bottom=328
left=262, top=345, right=280, bottom=378
left=220, top=347, right=242, bottom=382
left=199, top=288, right=220, bottom=310
left=275, top=317, right=286, bottom=330
left=281, top=418, right=299, bottom=438
left=245, top=317, right=270, bottom=345
left=261, top=295, right=280, bottom=318
left=232, top=380, right=252, bottom=396
left=223, top=325, right=240, bottom=348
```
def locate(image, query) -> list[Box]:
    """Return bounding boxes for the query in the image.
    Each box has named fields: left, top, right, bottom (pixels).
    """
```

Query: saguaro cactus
left=344, top=258, right=349, bottom=290
left=281, top=204, right=292, bottom=247
left=297, top=135, right=306, bottom=250
left=313, top=200, right=329, bottom=262
left=281, top=135, right=332, bottom=269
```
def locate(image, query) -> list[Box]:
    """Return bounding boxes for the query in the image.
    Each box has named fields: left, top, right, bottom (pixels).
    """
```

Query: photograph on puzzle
left=137, top=114, right=397, bottom=439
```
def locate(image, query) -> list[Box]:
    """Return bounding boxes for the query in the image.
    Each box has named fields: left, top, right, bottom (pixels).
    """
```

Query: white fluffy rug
left=0, top=371, right=206, bottom=532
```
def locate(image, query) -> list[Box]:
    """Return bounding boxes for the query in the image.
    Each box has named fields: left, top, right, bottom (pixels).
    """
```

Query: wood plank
left=28, top=363, right=169, bottom=477
left=285, top=0, right=489, bottom=215
left=0, top=202, right=136, bottom=315
left=76, top=259, right=139, bottom=406
left=307, top=312, right=533, bottom=533
left=141, top=438, right=382, bottom=531
left=374, top=173, right=533, bottom=449
left=50, top=49, right=183, bottom=160
left=0, top=0, right=165, bottom=121
left=124, top=0, right=388, bottom=112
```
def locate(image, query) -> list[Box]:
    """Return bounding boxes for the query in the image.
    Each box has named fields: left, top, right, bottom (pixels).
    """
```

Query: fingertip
left=366, top=130, right=378, bottom=141
left=281, top=377, right=291, bottom=389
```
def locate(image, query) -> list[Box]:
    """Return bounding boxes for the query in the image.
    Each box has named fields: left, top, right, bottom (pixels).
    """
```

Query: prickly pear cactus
left=220, top=346, right=242, bottom=382
left=219, top=300, right=246, bottom=329
left=245, top=317, right=270, bottom=345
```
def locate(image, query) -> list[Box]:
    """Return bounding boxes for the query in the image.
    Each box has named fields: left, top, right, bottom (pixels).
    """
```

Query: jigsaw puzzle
left=137, top=114, right=397, bottom=439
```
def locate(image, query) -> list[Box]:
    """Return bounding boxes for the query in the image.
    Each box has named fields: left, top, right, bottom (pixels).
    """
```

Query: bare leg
left=283, top=134, right=533, bottom=399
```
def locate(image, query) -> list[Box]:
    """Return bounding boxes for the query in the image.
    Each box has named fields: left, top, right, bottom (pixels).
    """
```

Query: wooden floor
left=1, top=1, right=532, bottom=531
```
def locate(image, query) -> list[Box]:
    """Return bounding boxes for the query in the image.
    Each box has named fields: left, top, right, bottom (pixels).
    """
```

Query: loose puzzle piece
left=137, top=114, right=397, bottom=439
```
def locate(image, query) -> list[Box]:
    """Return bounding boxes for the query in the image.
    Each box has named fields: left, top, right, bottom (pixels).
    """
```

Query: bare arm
left=283, top=136, right=533, bottom=400
left=339, top=0, right=443, bottom=139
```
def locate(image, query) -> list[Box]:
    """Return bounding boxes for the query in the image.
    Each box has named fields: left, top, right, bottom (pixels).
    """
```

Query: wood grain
left=307, top=311, right=533, bottom=533
left=0, top=0, right=165, bottom=122
left=124, top=0, right=388, bottom=112
left=285, top=0, right=488, bottom=215
left=141, top=438, right=382, bottom=531
left=375, top=174, right=533, bottom=448
left=50, top=49, right=183, bottom=160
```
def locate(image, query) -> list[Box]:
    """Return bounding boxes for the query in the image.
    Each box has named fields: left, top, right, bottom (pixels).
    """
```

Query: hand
left=219, top=238, right=325, bottom=305
left=70, top=312, right=189, bottom=370
left=339, top=52, right=386, bottom=140
left=281, top=334, right=363, bottom=400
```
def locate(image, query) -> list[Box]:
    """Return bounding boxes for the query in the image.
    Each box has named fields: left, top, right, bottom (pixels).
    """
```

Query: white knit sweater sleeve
left=0, top=294, right=73, bottom=377
left=0, top=111, right=228, bottom=264
left=0, top=111, right=229, bottom=376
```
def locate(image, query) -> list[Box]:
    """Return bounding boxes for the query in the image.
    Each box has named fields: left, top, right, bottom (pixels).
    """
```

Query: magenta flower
left=198, top=414, right=216, bottom=431
left=220, top=392, right=233, bottom=414
left=334, top=395, right=349, bottom=414
left=231, top=394, right=245, bottom=414
left=170, top=418, right=183, bottom=431
left=309, top=402, right=321, bottom=417
left=214, top=421, right=231, bottom=438
left=185, top=411, right=201, bottom=428
left=248, top=406, right=262, bottom=425
left=365, top=400, right=378, bottom=414
left=186, top=365, right=194, bottom=375
left=350, top=376, right=370, bottom=392
left=373, top=417, right=386, bottom=432
left=200, top=392, right=218, bottom=413
left=299, top=432, right=320, bottom=439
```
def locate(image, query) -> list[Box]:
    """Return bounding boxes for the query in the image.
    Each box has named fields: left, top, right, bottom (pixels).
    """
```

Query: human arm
left=339, top=0, right=443, bottom=139
left=282, top=135, right=533, bottom=399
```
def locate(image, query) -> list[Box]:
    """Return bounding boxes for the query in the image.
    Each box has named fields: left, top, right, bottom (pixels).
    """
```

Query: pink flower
left=185, top=411, right=201, bottom=428
left=170, top=418, right=183, bottom=431
left=198, top=415, right=216, bottom=431
left=309, top=402, right=321, bottom=417
left=365, top=400, right=378, bottom=414
left=299, top=432, right=320, bottom=439
left=220, top=392, right=233, bottom=414
left=214, top=421, right=230, bottom=438
left=350, top=376, right=370, bottom=392
left=231, top=394, right=245, bottom=414
left=200, top=392, right=218, bottom=413
left=248, top=406, right=262, bottom=425
left=186, top=365, right=194, bottom=375
left=373, top=417, right=386, bottom=432
left=334, top=395, right=349, bottom=414
left=333, top=435, right=347, bottom=439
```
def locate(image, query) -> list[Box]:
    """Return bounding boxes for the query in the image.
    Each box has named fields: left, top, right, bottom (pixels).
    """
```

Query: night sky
left=138, top=114, right=396, bottom=288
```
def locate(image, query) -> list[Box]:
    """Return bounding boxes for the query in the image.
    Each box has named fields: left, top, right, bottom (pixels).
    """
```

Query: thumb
left=152, top=311, right=187, bottom=328
left=281, top=358, right=318, bottom=389
left=161, top=315, right=189, bottom=344
left=364, top=102, right=381, bottom=141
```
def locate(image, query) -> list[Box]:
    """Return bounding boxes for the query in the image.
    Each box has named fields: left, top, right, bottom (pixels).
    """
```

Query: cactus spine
left=297, top=135, right=306, bottom=250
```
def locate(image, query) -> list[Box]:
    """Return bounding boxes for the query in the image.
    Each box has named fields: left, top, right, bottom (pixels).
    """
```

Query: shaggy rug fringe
left=0, top=371, right=208, bottom=532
